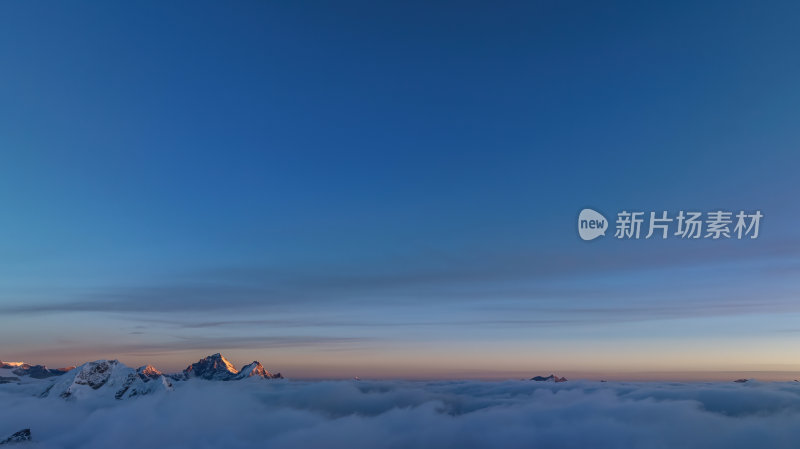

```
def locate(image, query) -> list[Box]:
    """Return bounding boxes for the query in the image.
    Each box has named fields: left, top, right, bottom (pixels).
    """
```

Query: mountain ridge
left=176, top=353, right=283, bottom=381
left=1, top=353, right=286, bottom=401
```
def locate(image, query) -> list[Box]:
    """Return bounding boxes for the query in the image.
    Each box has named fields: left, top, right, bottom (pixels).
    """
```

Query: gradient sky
left=1, top=1, right=799, bottom=379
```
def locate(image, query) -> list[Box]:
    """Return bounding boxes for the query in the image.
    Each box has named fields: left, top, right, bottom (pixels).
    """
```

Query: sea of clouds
left=3, top=379, right=800, bottom=448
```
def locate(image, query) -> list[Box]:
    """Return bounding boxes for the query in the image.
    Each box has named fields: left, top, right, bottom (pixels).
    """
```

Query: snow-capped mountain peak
left=1, top=360, right=73, bottom=380
left=234, top=361, right=282, bottom=379
left=236, top=361, right=266, bottom=378
left=42, top=359, right=172, bottom=400
left=176, top=354, right=283, bottom=381
left=137, top=365, right=164, bottom=380
left=4, top=353, right=284, bottom=401
left=182, top=353, right=240, bottom=380
left=0, top=361, right=25, bottom=368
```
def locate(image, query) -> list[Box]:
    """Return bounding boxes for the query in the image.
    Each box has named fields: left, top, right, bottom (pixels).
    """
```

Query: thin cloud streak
left=4, top=335, right=373, bottom=363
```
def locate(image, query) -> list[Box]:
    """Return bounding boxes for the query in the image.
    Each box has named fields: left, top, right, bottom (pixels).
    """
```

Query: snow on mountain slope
left=234, top=361, right=283, bottom=380
left=42, top=360, right=172, bottom=400
left=177, top=354, right=283, bottom=381
left=181, top=353, right=239, bottom=380
left=0, top=367, right=51, bottom=387
left=1, top=353, right=283, bottom=402
left=0, top=370, right=20, bottom=385
left=0, top=360, right=73, bottom=387
left=0, top=361, right=25, bottom=368
left=0, top=429, right=31, bottom=445
left=137, top=365, right=164, bottom=380
left=12, top=364, right=73, bottom=379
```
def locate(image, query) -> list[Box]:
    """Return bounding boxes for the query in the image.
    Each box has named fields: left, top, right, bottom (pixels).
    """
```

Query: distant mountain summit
left=235, top=361, right=283, bottom=380
left=182, top=353, right=239, bottom=380
left=0, top=361, right=25, bottom=368
left=530, top=374, right=568, bottom=383
left=178, top=353, right=282, bottom=381
left=137, top=365, right=165, bottom=380
left=13, top=364, right=73, bottom=379
left=0, top=360, right=73, bottom=379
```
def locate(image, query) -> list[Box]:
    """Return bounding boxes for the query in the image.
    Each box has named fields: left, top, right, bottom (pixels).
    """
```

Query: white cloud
left=2, top=379, right=800, bottom=448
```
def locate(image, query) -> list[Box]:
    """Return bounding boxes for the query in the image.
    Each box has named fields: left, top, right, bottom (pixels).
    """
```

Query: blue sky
left=1, top=1, right=799, bottom=378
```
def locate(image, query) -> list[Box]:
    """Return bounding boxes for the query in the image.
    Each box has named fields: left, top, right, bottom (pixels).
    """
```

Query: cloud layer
left=3, top=379, right=800, bottom=448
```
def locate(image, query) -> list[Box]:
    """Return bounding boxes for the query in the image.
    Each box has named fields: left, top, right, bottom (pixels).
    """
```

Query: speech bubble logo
left=578, top=208, right=608, bottom=241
